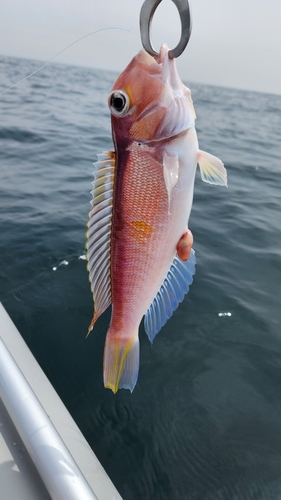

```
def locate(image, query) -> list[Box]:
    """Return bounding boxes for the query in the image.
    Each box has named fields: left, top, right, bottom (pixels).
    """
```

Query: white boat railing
left=0, top=303, right=122, bottom=500
left=0, top=337, right=99, bottom=500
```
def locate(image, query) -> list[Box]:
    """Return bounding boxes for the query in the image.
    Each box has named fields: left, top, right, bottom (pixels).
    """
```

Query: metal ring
left=139, top=0, right=192, bottom=59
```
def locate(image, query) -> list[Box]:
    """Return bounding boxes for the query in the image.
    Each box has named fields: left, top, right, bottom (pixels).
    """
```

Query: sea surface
left=1, top=54, right=281, bottom=500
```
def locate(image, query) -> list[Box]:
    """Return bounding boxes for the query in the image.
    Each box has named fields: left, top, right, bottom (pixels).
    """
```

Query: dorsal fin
left=144, top=250, right=196, bottom=343
left=86, top=151, right=115, bottom=332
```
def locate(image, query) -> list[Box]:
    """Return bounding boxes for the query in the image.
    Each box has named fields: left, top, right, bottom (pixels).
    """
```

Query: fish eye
left=108, top=90, right=130, bottom=117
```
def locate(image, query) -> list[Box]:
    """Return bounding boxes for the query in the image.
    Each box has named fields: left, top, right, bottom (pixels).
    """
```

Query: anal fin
left=144, top=249, right=196, bottom=343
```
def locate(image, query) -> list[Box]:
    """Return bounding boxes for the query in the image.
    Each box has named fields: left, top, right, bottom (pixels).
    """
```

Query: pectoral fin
left=197, top=150, right=227, bottom=187
left=163, top=151, right=179, bottom=215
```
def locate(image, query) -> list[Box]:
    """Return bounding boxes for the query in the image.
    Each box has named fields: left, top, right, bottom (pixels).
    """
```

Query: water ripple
left=1, top=55, right=281, bottom=500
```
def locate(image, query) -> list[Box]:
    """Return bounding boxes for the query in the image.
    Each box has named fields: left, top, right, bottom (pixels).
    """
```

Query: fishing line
left=0, top=27, right=140, bottom=96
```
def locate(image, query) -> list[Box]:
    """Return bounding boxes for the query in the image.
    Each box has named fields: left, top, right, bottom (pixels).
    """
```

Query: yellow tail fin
left=103, top=330, right=139, bottom=393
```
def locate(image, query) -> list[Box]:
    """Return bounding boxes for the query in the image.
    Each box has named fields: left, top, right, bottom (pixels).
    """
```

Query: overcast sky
left=1, top=0, right=280, bottom=95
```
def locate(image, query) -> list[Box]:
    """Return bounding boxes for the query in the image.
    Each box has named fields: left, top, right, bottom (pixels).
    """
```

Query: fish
left=86, top=44, right=227, bottom=393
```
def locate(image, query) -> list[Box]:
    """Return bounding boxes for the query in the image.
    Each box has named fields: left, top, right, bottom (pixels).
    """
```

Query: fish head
left=108, top=44, right=196, bottom=144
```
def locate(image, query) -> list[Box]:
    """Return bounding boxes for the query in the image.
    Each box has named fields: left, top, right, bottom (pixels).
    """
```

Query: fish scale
left=86, top=44, right=227, bottom=393
left=111, top=150, right=171, bottom=314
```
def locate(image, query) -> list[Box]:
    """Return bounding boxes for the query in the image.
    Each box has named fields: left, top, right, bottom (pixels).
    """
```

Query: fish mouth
left=134, top=100, right=191, bottom=143
left=137, top=44, right=195, bottom=141
left=120, top=45, right=195, bottom=142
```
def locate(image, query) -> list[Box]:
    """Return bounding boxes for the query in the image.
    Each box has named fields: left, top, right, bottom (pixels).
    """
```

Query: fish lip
left=157, top=44, right=182, bottom=87
left=139, top=127, right=191, bottom=145
left=157, top=44, right=169, bottom=65
left=134, top=80, right=193, bottom=141
left=152, top=44, right=194, bottom=140
left=134, top=98, right=192, bottom=142
left=135, top=102, right=158, bottom=119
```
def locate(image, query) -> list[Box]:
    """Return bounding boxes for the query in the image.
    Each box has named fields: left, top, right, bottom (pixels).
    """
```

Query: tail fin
left=103, top=329, right=139, bottom=393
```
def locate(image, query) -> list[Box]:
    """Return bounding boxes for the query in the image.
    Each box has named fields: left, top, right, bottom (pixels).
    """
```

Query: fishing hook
left=139, top=0, right=192, bottom=59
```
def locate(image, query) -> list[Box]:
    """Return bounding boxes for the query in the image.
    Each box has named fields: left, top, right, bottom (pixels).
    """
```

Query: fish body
left=86, top=45, right=227, bottom=393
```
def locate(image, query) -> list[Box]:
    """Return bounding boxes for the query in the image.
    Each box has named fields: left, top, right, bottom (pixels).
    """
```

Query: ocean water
left=1, top=54, right=281, bottom=500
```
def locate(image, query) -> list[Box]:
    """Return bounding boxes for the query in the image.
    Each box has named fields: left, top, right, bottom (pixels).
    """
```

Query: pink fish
left=86, top=44, right=227, bottom=393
